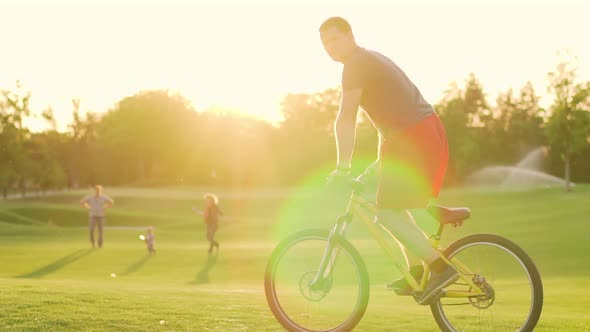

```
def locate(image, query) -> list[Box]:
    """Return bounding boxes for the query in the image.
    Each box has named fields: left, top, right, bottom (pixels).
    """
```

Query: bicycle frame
left=309, top=189, right=485, bottom=299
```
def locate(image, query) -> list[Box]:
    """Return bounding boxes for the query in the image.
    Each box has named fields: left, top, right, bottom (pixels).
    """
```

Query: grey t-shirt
left=342, top=47, right=434, bottom=135
left=81, top=195, right=114, bottom=217
left=146, top=233, right=155, bottom=247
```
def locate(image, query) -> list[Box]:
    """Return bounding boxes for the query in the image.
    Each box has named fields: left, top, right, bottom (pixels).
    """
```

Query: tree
left=1, top=81, right=31, bottom=140
left=99, top=90, right=197, bottom=184
left=1, top=84, right=68, bottom=196
left=277, top=89, right=340, bottom=182
left=61, top=98, right=102, bottom=188
left=546, top=59, right=590, bottom=191
left=436, top=76, right=489, bottom=184
left=0, top=123, right=21, bottom=198
left=494, top=82, right=546, bottom=163
left=26, top=133, right=67, bottom=192
left=464, top=73, right=490, bottom=126
left=281, top=88, right=340, bottom=135
left=195, top=110, right=279, bottom=186
left=0, top=83, right=33, bottom=197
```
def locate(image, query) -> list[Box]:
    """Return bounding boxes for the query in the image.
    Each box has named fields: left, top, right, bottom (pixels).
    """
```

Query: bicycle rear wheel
left=265, top=229, right=370, bottom=332
left=431, top=234, right=543, bottom=332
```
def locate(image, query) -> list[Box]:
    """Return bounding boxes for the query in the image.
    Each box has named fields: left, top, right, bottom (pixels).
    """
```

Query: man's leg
left=379, top=114, right=453, bottom=303
left=89, top=217, right=96, bottom=248
left=385, top=210, right=425, bottom=292
left=97, top=217, right=104, bottom=248
left=378, top=209, right=439, bottom=264
left=378, top=208, right=458, bottom=304
left=401, top=210, right=429, bottom=266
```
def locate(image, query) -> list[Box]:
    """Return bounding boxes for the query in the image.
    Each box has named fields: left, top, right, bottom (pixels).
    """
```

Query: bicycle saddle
left=427, top=205, right=471, bottom=226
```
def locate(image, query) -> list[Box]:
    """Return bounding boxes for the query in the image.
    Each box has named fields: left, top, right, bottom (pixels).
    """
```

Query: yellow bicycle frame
left=336, top=191, right=486, bottom=299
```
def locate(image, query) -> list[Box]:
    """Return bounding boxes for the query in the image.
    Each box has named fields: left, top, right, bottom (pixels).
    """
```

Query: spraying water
left=466, top=147, right=573, bottom=188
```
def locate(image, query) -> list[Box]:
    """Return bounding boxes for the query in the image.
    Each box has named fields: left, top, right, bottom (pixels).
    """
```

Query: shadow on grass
left=190, top=252, right=219, bottom=284
left=119, top=254, right=153, bottom=276
left=16, top=248, right=94, bottom=278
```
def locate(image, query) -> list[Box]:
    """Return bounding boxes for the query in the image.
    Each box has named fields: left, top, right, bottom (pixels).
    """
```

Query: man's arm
left=105, top=196, right=114, bottom=209
left=334, top=89, right=362, bottom=169
left=353, top=124, right=384, bottom=185
left=80, top=196, right=90, bottom=209
left=372, top=132, right=383, bottom=166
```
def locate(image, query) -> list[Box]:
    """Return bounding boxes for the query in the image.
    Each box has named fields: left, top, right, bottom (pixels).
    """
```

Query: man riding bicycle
left=320, top=16, right=458, bottom=304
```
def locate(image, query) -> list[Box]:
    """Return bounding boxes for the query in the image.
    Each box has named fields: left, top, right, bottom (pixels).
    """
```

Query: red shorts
left=377, top=114, right=448, bottom=210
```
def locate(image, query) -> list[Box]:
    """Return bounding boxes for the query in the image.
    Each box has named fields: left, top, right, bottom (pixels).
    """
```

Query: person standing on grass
left=192, top=193, right=223, bottom=254
left=145, top=226, right=156, bottom=254
left=80, top=185, right=114, bottom=248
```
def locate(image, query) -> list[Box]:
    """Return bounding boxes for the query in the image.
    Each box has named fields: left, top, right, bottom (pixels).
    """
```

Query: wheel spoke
left=431, top=235, right=543, bottom=332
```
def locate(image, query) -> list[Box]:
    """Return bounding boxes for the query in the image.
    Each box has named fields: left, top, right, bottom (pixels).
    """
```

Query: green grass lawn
left=0, top=185, right=589, bottom=331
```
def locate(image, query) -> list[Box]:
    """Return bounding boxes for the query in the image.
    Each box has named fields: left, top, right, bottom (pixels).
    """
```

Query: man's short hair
left=319, top=17, right=352, bottom=34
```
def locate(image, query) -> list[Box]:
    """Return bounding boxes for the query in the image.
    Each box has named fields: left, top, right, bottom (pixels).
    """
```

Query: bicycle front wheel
left=431, top=234, right=543, bottom=332
left=265, top=229, right=370, bottom=332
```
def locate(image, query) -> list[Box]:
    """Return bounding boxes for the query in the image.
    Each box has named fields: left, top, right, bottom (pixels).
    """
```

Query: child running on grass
left=192, top=193, right=224, bottom=254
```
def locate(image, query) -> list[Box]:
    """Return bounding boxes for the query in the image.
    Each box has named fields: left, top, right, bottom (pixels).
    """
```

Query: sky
left=1, top=0, right=589, bottom=132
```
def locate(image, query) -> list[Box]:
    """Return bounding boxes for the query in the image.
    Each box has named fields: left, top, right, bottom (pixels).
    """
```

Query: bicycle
left=264, top=180, right=543, bottom=331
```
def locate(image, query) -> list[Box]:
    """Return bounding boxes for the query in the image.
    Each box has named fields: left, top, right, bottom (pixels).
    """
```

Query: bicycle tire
left=431, top=234, right=543, bottom=332
left=265, top=229, right=370, bottom=332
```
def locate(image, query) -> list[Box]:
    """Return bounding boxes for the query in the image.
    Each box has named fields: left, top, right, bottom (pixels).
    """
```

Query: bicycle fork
left=308, top=214, right=352, bottom=291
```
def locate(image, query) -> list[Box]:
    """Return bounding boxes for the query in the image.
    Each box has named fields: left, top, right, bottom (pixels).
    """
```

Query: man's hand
left=326, top=166, right=353, bottom=185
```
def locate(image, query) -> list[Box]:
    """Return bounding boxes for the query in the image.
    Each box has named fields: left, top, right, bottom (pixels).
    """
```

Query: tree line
left=1, top=62, right=589, bottom=197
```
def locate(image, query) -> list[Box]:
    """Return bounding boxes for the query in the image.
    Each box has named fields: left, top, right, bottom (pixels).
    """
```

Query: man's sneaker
left=418, top=265, right=459, bottom=305
left=386, top=265, right=424, bottom=295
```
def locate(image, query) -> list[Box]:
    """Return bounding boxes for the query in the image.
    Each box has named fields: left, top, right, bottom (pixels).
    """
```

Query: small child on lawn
left=145, top=226, right=156, bottom=254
